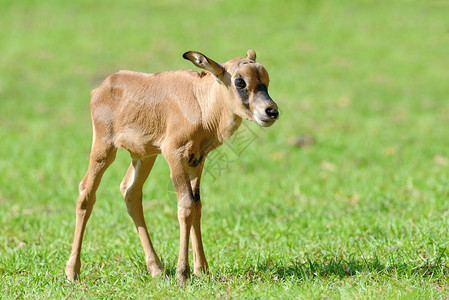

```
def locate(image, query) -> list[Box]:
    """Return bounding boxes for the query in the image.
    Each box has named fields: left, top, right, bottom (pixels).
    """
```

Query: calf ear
left=246, top=49, right=256, bottom=61
left=183, top=51, right=225, bottom=79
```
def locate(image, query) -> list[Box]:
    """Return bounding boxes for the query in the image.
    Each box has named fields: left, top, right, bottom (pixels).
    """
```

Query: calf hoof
left=65, top=257, right=81, bottom=281
left=148, top=263, right=164, bottom=278
left=194, top=263, right=209, bottom=277
left=176, top=266, right=190, bottom=286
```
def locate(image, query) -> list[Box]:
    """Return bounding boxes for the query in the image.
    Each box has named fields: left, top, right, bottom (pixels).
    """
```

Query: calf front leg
left=189, top=162, right=209, bottom=276
left=164, top=151, right=196, bottom=285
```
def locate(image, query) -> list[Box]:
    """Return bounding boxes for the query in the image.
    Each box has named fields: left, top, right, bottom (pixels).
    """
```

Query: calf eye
left=235, top=78, right=246, bottom=89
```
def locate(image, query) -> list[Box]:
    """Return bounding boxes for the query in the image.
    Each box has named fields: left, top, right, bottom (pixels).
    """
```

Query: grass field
left=1, top=0, right=449, bottom=298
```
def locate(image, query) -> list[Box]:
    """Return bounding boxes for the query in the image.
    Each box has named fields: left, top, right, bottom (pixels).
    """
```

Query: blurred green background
left=1, top=0, right=449, bottom=298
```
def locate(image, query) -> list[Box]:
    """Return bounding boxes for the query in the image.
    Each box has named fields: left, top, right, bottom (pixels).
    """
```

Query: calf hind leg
left=120, top=156, right=163, bottom=277
left=65, top=142, right=117, bottom=280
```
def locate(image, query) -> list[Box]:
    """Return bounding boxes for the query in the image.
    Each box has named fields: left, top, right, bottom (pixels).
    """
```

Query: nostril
left=265, top=107, right=279, bottom=119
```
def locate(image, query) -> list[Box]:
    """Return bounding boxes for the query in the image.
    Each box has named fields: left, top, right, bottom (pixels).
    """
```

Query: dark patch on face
left=238, top=88, right=249, bottom=106
left=256, top=83, right=268, bottom=93
left=234, top=76, right=249, bottom=106
left=254, top=83, right=273, bottom=104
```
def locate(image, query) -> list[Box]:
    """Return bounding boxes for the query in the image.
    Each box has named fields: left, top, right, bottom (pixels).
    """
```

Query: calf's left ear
left=246, top=49, right=256, bottom=61
left=183, top=51, right=225, bottom=80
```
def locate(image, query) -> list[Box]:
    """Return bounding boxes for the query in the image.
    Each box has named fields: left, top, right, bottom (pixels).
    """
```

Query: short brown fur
left=65, top=50, right=279, bottom=285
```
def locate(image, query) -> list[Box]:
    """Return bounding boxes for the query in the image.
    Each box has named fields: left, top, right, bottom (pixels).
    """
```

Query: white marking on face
left=253, top=111, right=275, bottom=127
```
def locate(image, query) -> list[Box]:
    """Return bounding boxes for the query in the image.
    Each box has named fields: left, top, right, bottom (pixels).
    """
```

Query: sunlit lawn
left=1, top=0, right=449, bottom=298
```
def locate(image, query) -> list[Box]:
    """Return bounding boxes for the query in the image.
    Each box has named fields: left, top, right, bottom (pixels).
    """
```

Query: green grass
left=1, top=0, right=449, bottom=298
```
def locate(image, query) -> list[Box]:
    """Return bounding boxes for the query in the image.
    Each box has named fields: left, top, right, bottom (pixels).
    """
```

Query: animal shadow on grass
left=237, top=253, right=449, bottom=283
left=130, top=251, right=448, bottom=284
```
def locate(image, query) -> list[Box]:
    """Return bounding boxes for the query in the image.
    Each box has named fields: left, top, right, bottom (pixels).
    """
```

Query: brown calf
left=65, top=49, right=279, bottom=284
